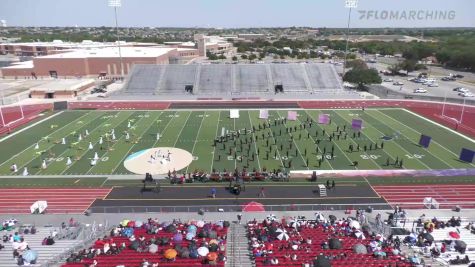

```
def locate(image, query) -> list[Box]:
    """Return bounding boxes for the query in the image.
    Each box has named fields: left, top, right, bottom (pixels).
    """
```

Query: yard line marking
left=210, top=111, right=221, bottom=172
left=185, top=111, right=207, bottom=173
left=37, top=111, right=123, bottom=175
left=0, top=111, right=96, bottom=171
left=331, top=111, right=383, bottom=170
left=373, top=109, right=463, bottom=169
left=247, top=111, right=262, bottom=171
left=58, top=111, right=135, bottom=175
left=334, top=110, right=399, bottom=169
left=233, top=116, right=237, bottom=169
left=0, top=111, right=65, bottom=143
left=296, top=112, right=334, bottom=170
left=81, top=112, right=142, bottom=175
left=303, top=110, right=356, bottom=169
left=74, top=179, right=80, bottom=184
left=110, top=111, right=163, bottom=174
left=149, top=111, right=178, bottom=149
left=276, top=111, right=309, bottom=170
left=172, top=111, right=192, bottom=148
left=267, top=115, right=285, bottom=169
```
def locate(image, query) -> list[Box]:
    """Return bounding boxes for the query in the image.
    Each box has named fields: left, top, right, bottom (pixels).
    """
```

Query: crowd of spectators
left=63, top=218, right=229, bottom=267
left=247, top=213, right=412, bottom=267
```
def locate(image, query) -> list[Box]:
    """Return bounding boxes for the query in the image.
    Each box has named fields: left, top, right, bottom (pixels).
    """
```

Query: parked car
left=459, top=92, right=474, bottom=97
left=383, top=78, right=393, bottom=82
left=393, top=81, right=404, bottom=86
left=428, top=83, right=439, bottom=87
left=453, top=87, right=469, bottom=93
left=442, top=77, right=456, bottom=81
left=414, top=88, right=427, bottom=93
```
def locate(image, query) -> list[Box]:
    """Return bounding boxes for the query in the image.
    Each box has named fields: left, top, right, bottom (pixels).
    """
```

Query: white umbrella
left=349, top=220, right=361, bottom=229
left=267, top=214, right=277, bottom=221
left=315, top=213, right=326, bottom=222
left=277, top=231, right=289, bottom=240
left=289, top=220, right=300, bottom=229
left=197, top=246, right=209, bottom=256
left=196, top=220, right=205, bottom=228
left=370, top=240, right=379, bottom=250
left=355, top=230, right=366, bottom=240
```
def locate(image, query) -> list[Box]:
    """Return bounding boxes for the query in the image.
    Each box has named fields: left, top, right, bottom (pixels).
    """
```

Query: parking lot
left=368, top=61, right=475, bottom=100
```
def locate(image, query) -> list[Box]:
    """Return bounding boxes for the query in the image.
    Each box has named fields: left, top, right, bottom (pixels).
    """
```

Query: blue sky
left=0, top=0, right=473, bottom=28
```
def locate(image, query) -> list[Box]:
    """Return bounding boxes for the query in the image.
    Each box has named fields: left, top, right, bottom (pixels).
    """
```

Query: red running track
left=0, top=188, right=111, bottom=214
left=373, top=185, right=475, bottom=209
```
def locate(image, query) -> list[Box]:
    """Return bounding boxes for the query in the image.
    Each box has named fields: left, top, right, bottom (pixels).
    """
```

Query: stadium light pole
left=343, top=0, right=358, bottom=78
left=108, top=0, right=125, bottom=78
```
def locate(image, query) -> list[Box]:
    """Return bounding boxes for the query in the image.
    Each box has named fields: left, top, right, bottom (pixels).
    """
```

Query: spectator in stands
left=270, top=257, right=279, bottom=265
left=13, top=232, right=21, bottom=242
left=291, top=253, right=298, bottom=261
left=51, top=229, right=58, bottom=238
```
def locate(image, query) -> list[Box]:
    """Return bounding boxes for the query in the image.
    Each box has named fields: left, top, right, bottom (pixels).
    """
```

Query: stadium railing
left=88, top=202, right=475, bottom=214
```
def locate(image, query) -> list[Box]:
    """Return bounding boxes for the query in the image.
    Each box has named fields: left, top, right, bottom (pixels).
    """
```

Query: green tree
left=346, top=59, right=368, bottom=70
left=241, top=54, right=248, bottom=60
left=232, top=56, right=238, bottom=61
left=387, top=64, right=402, bottom=75
left=399, top=59, right=416, bottom=74
left=248, top=54, right=257, bottom=61
left=218, top=54, right=226, bottom=60
left=207, top=52, right=218, bottom=60
left=343, top=68, right=382, bottom=89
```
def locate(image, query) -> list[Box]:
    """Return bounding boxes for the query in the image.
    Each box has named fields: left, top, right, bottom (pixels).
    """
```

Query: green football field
left=0, top=108, right=474, bottom=176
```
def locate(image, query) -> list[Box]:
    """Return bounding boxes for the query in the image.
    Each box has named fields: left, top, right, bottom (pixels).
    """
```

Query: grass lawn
left=0, top=108, right=473, bottom=177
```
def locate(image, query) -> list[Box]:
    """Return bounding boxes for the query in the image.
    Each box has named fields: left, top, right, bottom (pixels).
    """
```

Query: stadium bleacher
left=119, top=63, right=345, bottom=98
left=0, top=225, right=82, bottom=267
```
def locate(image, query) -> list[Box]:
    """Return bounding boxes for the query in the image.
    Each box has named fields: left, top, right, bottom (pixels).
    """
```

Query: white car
left=414, top=88, right=427, bottom=93
left=453, top=87, right=469, bottom=93
left=383, top=78, right=393, bottom=82
left=428, top=83, right=439, bottom=87
left=459, top=92, right=474, bottom=97
left=393, top=81, right=404, bottom=86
